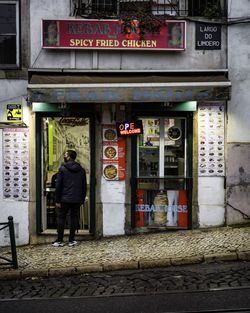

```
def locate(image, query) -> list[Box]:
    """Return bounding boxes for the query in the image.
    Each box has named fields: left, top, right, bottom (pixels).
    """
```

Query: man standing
left=52, top=150, right=87, bottom=247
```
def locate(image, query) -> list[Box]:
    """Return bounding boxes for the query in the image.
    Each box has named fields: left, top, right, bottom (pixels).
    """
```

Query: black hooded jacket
left=55, top=160, right=87, bottom=204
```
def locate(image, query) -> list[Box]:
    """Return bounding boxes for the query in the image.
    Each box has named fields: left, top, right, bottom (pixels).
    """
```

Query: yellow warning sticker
left=7, top=104, right=22, bottom=121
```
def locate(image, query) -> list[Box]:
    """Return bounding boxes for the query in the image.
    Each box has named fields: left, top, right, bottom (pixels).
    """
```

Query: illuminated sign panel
left=116, top=120, right=143, bottom=136
left=42, top=19, right=186, bottom=51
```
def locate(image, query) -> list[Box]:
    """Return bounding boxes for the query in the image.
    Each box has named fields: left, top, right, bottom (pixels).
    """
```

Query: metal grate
left=188, top=0, right=224, bottom=17
left=0, top=216, right=18, bottom=269
left=70, top=0, right=225, bottom=18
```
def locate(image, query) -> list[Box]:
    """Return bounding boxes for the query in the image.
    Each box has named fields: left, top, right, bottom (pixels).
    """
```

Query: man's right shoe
left=52, top=241, right=64, bottom=247
left=68, top=240, right=77, bottom=247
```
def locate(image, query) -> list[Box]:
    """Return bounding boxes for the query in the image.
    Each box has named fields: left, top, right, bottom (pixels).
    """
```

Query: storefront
left=28, top=70, right=230, bottom=237
left=3, top=3, right=247, bottom=247
left=20, top=18, right=230, bottom=240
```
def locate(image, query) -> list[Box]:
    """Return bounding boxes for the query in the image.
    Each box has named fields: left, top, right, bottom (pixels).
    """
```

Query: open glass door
left=135, top=117, right=189, bottom=229
left=41, top=117, right=90, bottom=232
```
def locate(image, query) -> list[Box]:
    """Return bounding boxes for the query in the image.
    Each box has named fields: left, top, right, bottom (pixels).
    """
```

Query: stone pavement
left=1, top=226, right=250, bottom=280
left=1, top=261, right=250, bottom=299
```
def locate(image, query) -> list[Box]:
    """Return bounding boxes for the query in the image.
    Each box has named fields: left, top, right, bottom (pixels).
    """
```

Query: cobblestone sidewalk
left=1, top=226, right=250, bottom=280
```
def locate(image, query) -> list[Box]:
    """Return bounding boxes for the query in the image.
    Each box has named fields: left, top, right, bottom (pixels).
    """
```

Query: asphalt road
left=0, top=261, right=250, bottom=313
left=0, top=289, right=250, bottom=313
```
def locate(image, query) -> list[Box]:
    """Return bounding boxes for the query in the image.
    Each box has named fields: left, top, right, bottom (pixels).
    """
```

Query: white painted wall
left=29, top=1, right=227, bottom=70
left=0, top=80, right=28, bottom=110
left=100, top=107, right=125, bottom=236
left=227, top=0, right=250, bottom=142
left=0, top=201, right=29, bottom=247
left=198, top=177, right=225, bottom=227
left=226, top=0, right=250, bottom=224
left=101, top=177, right=126, bottom=236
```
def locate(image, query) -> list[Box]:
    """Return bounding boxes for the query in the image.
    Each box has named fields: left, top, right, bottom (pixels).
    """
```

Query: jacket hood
left=63, top=161, right=82, bottom=173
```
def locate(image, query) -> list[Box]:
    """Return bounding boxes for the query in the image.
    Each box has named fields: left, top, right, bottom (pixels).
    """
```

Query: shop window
left=150, top=0, right=181, bottom=16
left=71, top=0, right=117, bottom=16
left=188, top=0, right=223, bottom=17
left=92, top=0, right=117, bottom=15
left=119, top=1, right=151, bottom=15
left=0, top=1, right=19, bottom=68
left=138, top=117, right=186, bottom=178
left=135, top=117, right=189, bottom=229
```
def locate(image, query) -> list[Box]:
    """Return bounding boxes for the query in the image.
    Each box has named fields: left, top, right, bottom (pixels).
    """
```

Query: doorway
left=37, top=115, right=94, bottom=234
left=133, top=116, right=192, bottom=229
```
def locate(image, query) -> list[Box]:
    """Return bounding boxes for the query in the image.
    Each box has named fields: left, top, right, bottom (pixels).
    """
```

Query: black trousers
left=57, top=202, right=80, bottom=242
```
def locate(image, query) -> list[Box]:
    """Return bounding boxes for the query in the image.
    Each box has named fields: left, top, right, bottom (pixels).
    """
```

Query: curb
left=204, top=252, right=238, bottom=263
left=237, top=250, right=250, bottom=261
left=0, top=251, right=250, bottom=281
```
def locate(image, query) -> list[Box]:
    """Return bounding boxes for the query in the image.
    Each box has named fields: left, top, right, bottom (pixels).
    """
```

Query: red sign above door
left=42, top=19, right=186, bottom=51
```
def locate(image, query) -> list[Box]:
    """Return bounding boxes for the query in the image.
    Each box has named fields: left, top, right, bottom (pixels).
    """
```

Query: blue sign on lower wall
left=29, top=85, right=230, bottom=103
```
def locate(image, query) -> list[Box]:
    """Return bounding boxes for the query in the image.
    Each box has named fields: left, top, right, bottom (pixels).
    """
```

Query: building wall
left=227, top=0, right=250, bottom=224
left=0, top=82, right=29, bottom=246
left=0, top=0, right=30, bottom=246
left=100, top=107, right=125, bottom=236
left=30, top=1, right=227, bottom=70
left=0, top=1, right=235, bottom=245
left=28, top=0, right=229, bottom=234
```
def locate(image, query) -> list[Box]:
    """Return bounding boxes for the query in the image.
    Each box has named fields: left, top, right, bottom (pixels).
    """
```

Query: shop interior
left=41, top=117, right=90, bottom=231
left=136, top=117, right=188, bottom=229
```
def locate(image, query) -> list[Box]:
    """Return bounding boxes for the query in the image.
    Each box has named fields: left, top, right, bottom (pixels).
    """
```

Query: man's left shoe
left=52, top=241, right=64, bottom=247
left=68, top=240, right=77, bottom=247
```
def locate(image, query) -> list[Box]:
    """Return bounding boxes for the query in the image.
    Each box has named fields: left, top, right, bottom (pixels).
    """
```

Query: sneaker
left=52, top=241, right=64, bottom=247
left=68, top=240, right=77, bottom=247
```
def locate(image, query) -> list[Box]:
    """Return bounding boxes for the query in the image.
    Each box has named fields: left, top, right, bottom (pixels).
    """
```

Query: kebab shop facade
left=28, top=19, right=230, bottom=240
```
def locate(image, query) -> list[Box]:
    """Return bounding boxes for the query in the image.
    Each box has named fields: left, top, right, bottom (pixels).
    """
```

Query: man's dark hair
left=67, top=150, right=77, bottom=160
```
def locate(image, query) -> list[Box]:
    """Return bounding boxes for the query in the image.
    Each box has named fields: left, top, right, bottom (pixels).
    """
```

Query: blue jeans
left=57, top=202, right=80, bottom=242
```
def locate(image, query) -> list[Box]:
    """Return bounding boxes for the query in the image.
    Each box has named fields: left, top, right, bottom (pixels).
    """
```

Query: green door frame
left=35, top=111, right=96, bottom=235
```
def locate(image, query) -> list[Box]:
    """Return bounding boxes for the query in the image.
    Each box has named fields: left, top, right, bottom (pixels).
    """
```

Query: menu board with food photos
left=102, top=124, right=125, bottom=181
left=3, top=128, right=29, bottom=201
left=198, top=103, right=224, bottom=176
